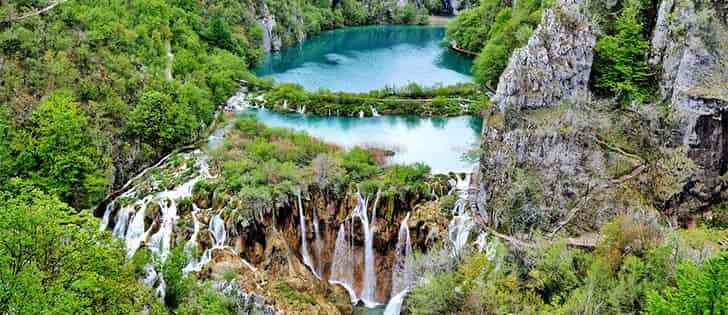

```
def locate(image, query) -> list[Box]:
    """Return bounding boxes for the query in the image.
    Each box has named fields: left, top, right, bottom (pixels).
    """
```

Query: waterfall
left=112, top=207, right=132, bottom=238
left=447, top=173, right=474, bottom=257
left=370, top=106, right=381, bottom=117
left=329, top=218, right=358, bottom=303
left=312, top=207, right=323, bottom=275
left=125, top=207, right=148, bottom=258
left=354, top=191, right=380, bottom=307
left=102, top=151, right=214, bottom=262
left=383, top=289, right=409, bottom=315
left=297, top=105, right=306, bottom=115
left=148, top=200, right=177, bottom=261
left=210, top=213, right=227, bottom=248
left=359, top=110, right=365, bottom=118
left=99, top=202, right=114, bottom=231
left=183, top=207, right=205, bottom=273
left=297, top=193, right=320, bottom=279
left=390, top=213, right=413, bottom=298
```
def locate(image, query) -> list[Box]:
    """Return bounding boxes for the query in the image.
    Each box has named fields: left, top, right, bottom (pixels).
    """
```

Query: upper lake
left=254, top=25, right=474, bottom=93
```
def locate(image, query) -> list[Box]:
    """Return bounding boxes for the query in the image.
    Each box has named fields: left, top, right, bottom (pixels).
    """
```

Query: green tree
left=646, top=253, right=728, bottom=314
left=0, top=188, right=163, bottom=314
left=161, top=246, right=193, bottom=310
left=126, top=89, right=198, bottom=150
left=592, top=0, right=654, bottom=104
left=8, top=94, right=110, bottom=209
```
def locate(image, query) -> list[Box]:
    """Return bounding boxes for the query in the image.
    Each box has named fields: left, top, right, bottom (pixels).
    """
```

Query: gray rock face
left=650, top=0, right=728, bottom=215
left=476, top=0, right=728, bottom=232
left=492, top=0, right=597, bottom=115
left=650, top=0, right=728, bottom=112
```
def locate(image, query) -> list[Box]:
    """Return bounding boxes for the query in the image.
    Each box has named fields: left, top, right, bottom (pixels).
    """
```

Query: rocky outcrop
left=214, top=281, right=280, bottom=315
left=492, top=0, right=597, bottom=118
left=476, top=0, right=728, bottom=235
left=649, top=0, right=728, bottom=218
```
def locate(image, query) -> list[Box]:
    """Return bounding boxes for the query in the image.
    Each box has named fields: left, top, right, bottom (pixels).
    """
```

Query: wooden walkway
left=450, top=41, right=478, bottom=57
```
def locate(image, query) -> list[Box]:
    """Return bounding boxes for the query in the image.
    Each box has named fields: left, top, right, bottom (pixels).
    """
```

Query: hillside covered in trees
left=1, top=0, right=727, bottom=314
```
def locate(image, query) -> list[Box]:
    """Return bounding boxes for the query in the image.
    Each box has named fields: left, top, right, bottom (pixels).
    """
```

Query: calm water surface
left=246, top=109, right=482, bottom=174
left=254, top=25, right=473, bottom=92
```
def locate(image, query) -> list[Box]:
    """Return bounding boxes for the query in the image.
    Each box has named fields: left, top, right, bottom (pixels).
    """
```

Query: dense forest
left=1, top=0, right=727, bottom=314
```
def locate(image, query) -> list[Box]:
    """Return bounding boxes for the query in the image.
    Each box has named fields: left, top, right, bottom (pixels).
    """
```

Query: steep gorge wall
left=476, top=0, right=728, bottom=235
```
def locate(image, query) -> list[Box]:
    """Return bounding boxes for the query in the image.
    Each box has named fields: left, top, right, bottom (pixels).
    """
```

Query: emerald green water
left=254, top=25, right=473, bottom=93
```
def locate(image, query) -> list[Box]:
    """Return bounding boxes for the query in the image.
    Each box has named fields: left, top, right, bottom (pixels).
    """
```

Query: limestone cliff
left=476, top=0, right=728, bottom=236
left=493, top=0, right=597, bottom=116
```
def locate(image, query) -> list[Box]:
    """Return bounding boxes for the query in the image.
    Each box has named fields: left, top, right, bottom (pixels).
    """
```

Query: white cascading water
left=297, top=193, right=320, bottom=279
left=182, top=207, right=206, bottom=273
left=329, top=218, right=359, bottom=304
left=210, top=213, right=227, bottom=248
left=125, top=206, right=149, bottom=258
left=111, top=207, right=132, bottom=238
left=354, top=191, right=380, bottom=307
left=103, top=151, right=214, bottom=263
left=390, top=212, right=413, bottom=297
left=297, top=105, right=306, bottom=115
left=359, top=110, right=365, bottom=118
left=383, top=289, right=409, bottom=315
left=312, top=207, right=323, bottom=275
left=384, top=213, right=413, bottom=315
left=447, top=173, right=474, bottom=257
left=371, top=106, right=381, bottom=117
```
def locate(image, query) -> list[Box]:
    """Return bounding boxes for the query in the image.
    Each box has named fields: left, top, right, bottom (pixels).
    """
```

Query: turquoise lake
left=254, top=25, right=474, bottom=92
left=246, top=109, right=482, bottom=174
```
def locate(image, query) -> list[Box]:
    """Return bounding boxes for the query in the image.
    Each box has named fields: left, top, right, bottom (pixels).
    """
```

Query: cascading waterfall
left=182, top=207, right=207, bottom=273
left=353, top=191, right=380, bottom=307
left=312, top=207, right=323, bottom=275
left=390, top=213, right=413, bottom=298
left=125, top=207, right=149, bottom=258
left=210, top=213, right=227, bottom=248
left=111, top=207, right=132, bottom=238
left=329, top=218, right=358, bottom=303
left=297, top=193, right=320, bottom=279
left=383, top=213, right=413, bottom=315
left=383, top=289, right=409, bottom=315
left=447, top=173, right=474, bottom=257
left=370, top=106, right=381, bottom=117
left=359, top=110, right=365, bottom=118
left=102, top=151, right=214, bottom=263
